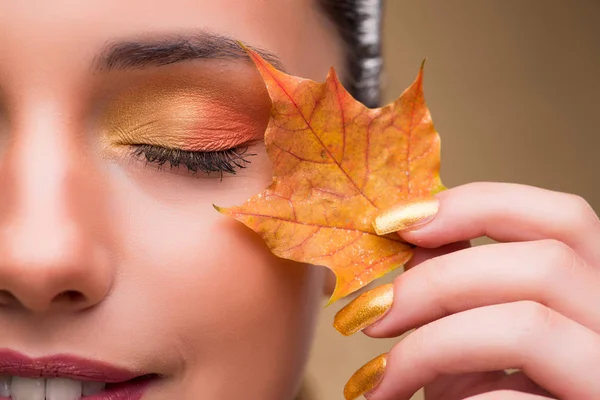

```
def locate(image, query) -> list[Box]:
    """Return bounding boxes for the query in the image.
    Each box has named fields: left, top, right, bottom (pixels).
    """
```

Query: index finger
left=380, top=182, right=600, bottom=266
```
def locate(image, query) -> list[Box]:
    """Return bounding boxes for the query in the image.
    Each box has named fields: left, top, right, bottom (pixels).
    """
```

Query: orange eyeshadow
left=101, top=74, right=270, bottom=152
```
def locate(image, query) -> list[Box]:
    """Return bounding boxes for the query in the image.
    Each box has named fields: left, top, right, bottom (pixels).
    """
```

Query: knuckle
left=563, top=193, right=599, bottom=225
left=535, top=239, right=581, bottom=275
left=420, top=260, right=454, bottom=318
left=567, top=193, right=592, bottom=212
left=510, top=300, right=554, bottom=345
left=537, top=238, right=574, bottom=261
left=421, top=259, right=444, bottom=289
left=406, top=321, right=436, bottom=360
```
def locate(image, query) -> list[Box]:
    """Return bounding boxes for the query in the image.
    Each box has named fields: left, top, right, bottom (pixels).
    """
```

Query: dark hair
left=319, top=0, right=384, bottom=108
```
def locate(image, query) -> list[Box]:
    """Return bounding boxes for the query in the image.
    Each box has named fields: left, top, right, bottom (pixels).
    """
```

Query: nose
left=0, top=220, right=113, bottom=313
left=0, top=111, right=115, bottom=313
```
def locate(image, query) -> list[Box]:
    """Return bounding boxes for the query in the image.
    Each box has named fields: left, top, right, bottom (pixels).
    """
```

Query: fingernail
left=373, top=197, right=439, bottom=235
left=333, top=284, right=394, bottom=336
left=343, top=353, right=387, bottom=400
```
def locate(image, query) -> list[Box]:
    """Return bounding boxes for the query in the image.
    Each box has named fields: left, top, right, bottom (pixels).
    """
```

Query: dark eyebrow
left=93, top=31, right=286, bottom=72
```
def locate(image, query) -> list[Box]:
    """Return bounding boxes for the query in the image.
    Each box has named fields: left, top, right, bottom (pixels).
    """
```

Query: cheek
left=107, top=149, right=324, bottom=397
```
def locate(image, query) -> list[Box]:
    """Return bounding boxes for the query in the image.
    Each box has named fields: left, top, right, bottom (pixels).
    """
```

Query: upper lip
left=0, top=349, right=146, bottom=382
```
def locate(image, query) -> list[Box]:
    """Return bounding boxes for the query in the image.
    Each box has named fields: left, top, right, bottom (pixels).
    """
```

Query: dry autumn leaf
left=216, top=47, right=444, bottom=303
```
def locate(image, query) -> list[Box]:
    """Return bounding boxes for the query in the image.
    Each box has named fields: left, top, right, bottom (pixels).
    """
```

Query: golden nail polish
left=373, top=197, right=439, bottom=235
left=344, top=353, right=388, bottom=400
left=333, top=284, right=394, bottom=336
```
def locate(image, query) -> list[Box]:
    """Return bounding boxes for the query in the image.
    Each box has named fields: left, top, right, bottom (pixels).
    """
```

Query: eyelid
left=98, top=76, right=270, bottom=176
left=182, top=124, right=263, bottom=152
left=106, top=111, right=264, bottom=152
left=123, top=136, right=263, bottom=152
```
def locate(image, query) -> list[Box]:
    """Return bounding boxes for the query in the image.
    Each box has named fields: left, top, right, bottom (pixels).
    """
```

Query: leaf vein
left=257, top=56, right=378, bottom=209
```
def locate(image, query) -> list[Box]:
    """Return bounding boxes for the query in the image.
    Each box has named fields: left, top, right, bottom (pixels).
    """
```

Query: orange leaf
left=216, top=48, right=444, bottom=304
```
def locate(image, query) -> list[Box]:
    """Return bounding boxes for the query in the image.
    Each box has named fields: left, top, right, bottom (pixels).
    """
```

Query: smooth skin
left=0, top=1, right=598, bottom=400
left=362, top=182, right=600, bottom=400
left=0, top=1, right=341, bottom=399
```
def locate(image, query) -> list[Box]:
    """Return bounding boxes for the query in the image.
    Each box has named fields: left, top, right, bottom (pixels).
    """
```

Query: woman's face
left=0, top=1, right=342, bottom=399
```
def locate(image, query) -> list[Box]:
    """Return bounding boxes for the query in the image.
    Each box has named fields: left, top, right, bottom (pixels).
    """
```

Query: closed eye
left=130, top=144, right=256, bottom=178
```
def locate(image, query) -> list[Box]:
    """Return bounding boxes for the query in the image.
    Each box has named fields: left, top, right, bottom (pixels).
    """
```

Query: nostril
left=0, top=289, right=89, bottom=311
left=52, top=290, right=86, bottom=304
left=0, top=290, right=18, bottom=306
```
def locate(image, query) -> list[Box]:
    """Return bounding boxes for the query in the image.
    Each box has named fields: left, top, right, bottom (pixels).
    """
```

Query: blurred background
left=304, top=1, right=600, bottom=399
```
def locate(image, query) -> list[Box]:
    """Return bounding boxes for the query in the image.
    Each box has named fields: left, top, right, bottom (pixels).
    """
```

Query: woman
left=0, top=1, right=598, bottom=400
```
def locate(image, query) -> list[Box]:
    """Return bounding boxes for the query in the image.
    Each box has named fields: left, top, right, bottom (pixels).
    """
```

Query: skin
left=0, top=1, right=342, bottom=399
left=1, top=2, right=599, bottom=400
left=361, top=183, right=600, bottom=400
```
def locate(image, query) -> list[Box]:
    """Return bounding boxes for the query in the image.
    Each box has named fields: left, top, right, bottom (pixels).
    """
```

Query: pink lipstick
left=0, top=350, right=157, bottom=400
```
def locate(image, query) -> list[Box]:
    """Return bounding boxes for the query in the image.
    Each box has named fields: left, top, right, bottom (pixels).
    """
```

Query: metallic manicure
left=333, top=284, right=394, bottom=336
left=343, top=353, right=388, bottom=400
left=373, top=197, right=440, bottom=235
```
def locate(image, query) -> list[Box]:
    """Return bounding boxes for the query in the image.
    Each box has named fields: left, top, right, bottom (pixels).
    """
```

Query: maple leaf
left=215, top=47, right=444, bottom=303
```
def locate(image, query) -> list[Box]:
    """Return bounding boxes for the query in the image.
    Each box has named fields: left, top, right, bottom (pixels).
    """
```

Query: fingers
left=404, top=241, right=471, bottom=270
left=481, top=372, right=556, bottom=399
left=424, top=371, right=554, bottom=400
left=344, top=183, right=600, bottom=400
left=380, top=182, right=600, bottom=265
left=463, top=391, right=554, bottom=400
left=350, top=302, right=600, bottom=400
left=334, top=240, right=600, bottom=337
left=351, top=240, right=600, bottom=338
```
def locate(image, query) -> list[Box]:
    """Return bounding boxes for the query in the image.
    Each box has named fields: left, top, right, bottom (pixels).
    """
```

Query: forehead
left=0, top=0, right=341, bottom=81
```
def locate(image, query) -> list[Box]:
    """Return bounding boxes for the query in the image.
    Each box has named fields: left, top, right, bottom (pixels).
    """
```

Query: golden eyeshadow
left=101, top=75, right=270, bottom=152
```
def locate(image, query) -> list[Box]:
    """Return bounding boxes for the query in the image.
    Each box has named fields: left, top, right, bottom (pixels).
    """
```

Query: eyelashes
left=131, top=144, right=256, bottom=177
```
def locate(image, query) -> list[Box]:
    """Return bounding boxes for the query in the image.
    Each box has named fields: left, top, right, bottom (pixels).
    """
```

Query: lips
left=0, top=350, right=156, bottom=400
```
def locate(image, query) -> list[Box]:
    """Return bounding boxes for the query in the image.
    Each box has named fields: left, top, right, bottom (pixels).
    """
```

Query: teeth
left=82, top=381, right=106, bottom=396
left=10, top=377, right=45, bottom=400
left=1, top=377, right=107, bottom=400
left=0, top=376, right=9, bottom=397
left=46, top=378, right=82, bottom=400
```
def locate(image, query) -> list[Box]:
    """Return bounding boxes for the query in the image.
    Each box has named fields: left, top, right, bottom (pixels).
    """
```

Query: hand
left=333, top=182, right=600, bottom=400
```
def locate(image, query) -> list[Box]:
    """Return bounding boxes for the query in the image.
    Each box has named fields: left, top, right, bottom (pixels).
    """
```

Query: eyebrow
left=93, top=31, right=286, bottom=72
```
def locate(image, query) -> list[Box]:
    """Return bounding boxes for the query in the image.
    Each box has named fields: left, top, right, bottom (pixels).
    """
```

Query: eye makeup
left=103, top=78, right=267, bottom=151
left=98, top=62, right=271, bottom=175
left=131, top=145, right=256, bottom=175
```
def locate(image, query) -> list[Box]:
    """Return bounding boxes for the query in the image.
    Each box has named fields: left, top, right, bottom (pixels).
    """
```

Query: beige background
left=304, top=1, right=600, bottom=399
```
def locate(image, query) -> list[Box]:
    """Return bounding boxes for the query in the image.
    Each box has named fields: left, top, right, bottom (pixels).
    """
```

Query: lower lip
left=0, top=377, right=154, bottom=400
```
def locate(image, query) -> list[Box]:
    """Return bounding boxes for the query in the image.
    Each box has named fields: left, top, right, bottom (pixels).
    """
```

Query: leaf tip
left=326, top=65, right=343, bottom=85
left=238, top=41, right=260, bottom=61
left=213, top=204, right=226, bottom=214
left=325, top=294, right=338, bottom=307
left=326, top=278, right=349, bottom=306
